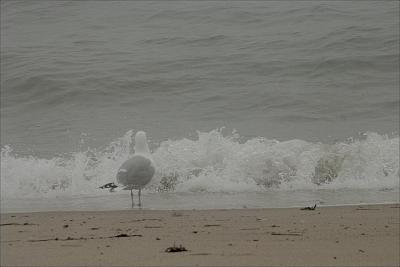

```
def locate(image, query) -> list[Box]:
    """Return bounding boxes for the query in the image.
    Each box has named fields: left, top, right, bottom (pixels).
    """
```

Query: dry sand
left=1, top=204, right=399, bottom=266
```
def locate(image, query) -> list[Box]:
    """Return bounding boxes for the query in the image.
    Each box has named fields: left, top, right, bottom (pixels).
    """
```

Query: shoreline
left=1, top=204, right=399, bottom=266
left=2, top=201, right=400, bottom=214
left=2, top=188, right=399, bottom=213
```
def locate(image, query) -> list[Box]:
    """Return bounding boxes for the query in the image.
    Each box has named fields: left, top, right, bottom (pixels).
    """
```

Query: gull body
left=116, top=131, right=155, bottom=207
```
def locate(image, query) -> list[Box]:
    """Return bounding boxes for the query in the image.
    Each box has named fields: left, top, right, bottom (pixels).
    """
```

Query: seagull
left=116, top=131, right=155, bottom=208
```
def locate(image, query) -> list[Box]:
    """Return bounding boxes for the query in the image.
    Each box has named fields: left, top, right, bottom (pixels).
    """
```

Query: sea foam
left=1, top=129, right=399, bottom=199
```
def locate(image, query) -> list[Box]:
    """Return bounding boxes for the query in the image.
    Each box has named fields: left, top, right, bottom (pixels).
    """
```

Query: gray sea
left=1, top=1, right=399, bottom=213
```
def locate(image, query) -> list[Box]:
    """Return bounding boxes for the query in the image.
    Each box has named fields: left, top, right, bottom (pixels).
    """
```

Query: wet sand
left=1, top=204, right=399, bottom=266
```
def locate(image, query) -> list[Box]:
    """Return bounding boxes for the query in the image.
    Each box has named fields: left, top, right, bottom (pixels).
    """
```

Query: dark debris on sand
left=165, top=244, right=188, bottom=253
left=301, top=204, right=317, bottom=210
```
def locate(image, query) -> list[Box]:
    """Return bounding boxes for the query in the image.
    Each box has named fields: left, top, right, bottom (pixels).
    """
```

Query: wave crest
left=1, top=129, right=399, bottom=199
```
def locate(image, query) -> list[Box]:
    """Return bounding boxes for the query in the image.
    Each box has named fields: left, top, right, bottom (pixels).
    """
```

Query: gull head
left=134, top=131, right=150, bottom=154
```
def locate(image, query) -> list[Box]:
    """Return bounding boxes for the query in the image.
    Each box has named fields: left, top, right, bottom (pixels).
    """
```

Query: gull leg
left=138, top=188, right=142, bottom=207
left=130, top=189, right=135, bottom=208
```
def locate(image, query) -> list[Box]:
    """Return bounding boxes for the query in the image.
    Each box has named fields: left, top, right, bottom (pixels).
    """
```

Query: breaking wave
left=1, top=129, right=399, bottom=199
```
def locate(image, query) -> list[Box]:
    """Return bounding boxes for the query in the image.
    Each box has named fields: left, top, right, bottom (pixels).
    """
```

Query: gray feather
left=116, top=155, right=155, bottom=189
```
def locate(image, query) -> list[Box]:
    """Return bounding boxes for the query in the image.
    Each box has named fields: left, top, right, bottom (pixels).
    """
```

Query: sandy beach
left=1, top=204, right=399, bottom=266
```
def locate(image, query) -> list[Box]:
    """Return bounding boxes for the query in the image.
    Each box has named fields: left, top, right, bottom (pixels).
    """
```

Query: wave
left=1, top=129, right=399, bottom=199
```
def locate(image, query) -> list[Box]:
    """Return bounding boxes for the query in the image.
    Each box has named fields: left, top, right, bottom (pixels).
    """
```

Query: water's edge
left=2, top=189, right=399, bottom=213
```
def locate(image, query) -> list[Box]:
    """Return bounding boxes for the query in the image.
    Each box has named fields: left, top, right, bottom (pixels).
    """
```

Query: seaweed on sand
left=165, top=243, right=188, bottom=253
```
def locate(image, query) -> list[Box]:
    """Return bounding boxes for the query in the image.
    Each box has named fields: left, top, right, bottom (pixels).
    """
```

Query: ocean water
left=1, top=1, right=399, bottom=212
